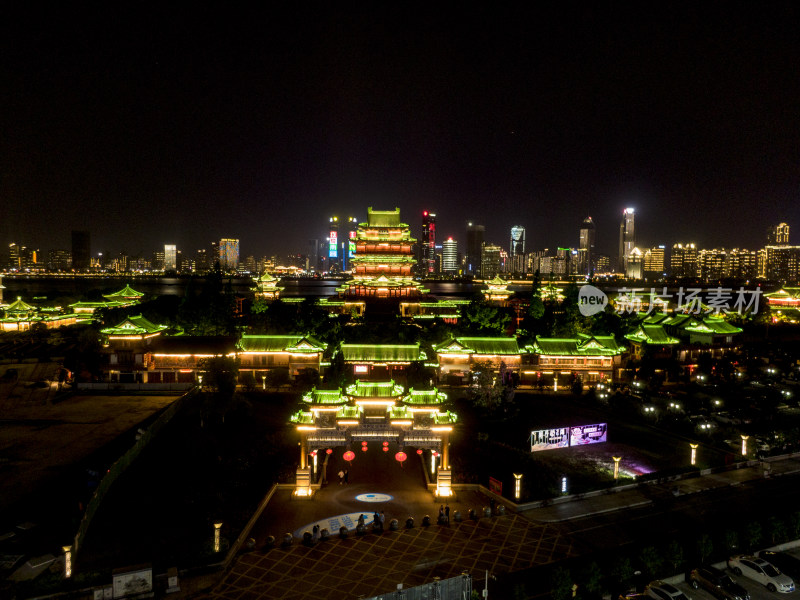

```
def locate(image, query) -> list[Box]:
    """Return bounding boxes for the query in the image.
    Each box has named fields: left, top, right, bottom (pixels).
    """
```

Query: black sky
left=2, top=3, right=800, bottom=261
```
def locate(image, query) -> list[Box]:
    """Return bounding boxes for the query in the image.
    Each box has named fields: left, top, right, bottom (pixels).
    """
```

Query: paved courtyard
left=201, top=448, right=579, bottom=600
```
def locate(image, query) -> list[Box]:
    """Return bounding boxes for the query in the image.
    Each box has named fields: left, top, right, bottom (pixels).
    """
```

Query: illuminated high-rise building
left=481, top=243, right=502, bottom=279
left=670, top=243, right=698, bottom=278
left=219, top=238, right=240, bottom=272
left=578, top=217, right=596, bottom=277
left=442, top=238, right=458, bottom=274
left=768, top=223, right=790, bottom=245
left=509, top=226, right=526, bottom=274
left=328, top=217, right=339, bottom=272
left=164, top=244, right=177, bottom=271
left=643, top=246, right=666, bottom=279
left=465, top=222, right=485, bottom=277
left=421, top=211, right=436, bottom=275
left=618, top=208, right=635, bottom=273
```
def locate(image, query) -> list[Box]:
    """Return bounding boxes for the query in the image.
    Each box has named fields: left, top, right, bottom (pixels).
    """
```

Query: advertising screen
left=329, top=231, right=338, bottom=258
left=569, top=423, right=607, bottom=446
left=530, top=427, right=569, bottom=452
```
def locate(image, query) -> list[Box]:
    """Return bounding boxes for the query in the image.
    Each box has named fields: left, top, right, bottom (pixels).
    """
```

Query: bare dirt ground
left=0, top=362, right=180, bottom=533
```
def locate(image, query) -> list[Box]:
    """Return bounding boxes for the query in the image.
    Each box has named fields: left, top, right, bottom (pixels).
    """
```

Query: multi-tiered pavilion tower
left=336, top=207, right=428, bottom=299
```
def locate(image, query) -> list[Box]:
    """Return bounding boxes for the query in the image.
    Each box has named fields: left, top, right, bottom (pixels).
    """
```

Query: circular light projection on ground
left=355, top=493, right=393, bottom=503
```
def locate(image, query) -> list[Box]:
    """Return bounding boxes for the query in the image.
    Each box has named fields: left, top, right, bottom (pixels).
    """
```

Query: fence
left=361, top=573, right=472, bottom=600
left=72, top=387, right=199, bottom=562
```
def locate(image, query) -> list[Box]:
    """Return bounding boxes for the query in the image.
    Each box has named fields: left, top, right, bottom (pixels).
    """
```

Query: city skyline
left=2, top=4, right=800, bottom=258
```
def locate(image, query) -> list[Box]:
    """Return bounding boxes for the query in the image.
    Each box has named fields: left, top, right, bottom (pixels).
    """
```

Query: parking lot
left=663, top=545, right=800, bottom=600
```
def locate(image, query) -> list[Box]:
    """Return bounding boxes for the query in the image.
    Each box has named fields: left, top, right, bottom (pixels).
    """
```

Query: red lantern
left=361, top=445, right=368, bottom=452
left=382, top=441, right=389, bottom=446
left=361, top=440, right=368, bottom=446
left=433, top=451, right=439, bottom=457
left=310, top=450, right=317, bottom=456
left=395, top=451, right=407, bottom=463
left=416, top=449, right=423, bottom=455
left=343, top=450, right=355, bottom=462
left=383, top=446, right=388, bottom=452
left=326, top=448, right=333, bottom=455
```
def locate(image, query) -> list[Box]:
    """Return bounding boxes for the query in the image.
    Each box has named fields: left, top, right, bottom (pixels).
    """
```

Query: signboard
left=348, top=230, right=356, bottom=258
left=112, top=567, right=152, bottom=599
left=329, top=231, right=338, bottom=258
left=489, top=476, right=502, bottom=495
left=570, top=423, right=607, bottom=446
left=530, top=423, right=607, bottom=452
left=530, top=427, right=569, bottom=452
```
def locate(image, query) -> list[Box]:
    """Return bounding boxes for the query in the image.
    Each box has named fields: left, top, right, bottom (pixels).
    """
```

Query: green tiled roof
left=345, top=380, right=405, bottom=397
left=351, top=255, right=415, bottom=263
left=5, top=297, right=36, bottom=313
left=101, top=315, right=167, bottom=336
left=625, top=324, right=679, bottom=345
left=403, top=388, right=447, bottom=405
left=303, top=388, right=345, bottom=405
left=366, top=207, right=402, bottom=228
left=436, top=337, right=521, bottom=356
left=337, top=405, right=361, bottom=419
left=533, top=335, right=622, bottom=356
left=642, top=312, right=670, bottom=324
left=103, top=284, right=144, bottom=299
left=390, top=406, right=412, bottom=419
left=340, top=343, right=425, bottom=362
left=685, top=317, right=742, bottom=335
left=238, top=334, right=325, bottom=353
left=290, top=410, right=314, bottom=425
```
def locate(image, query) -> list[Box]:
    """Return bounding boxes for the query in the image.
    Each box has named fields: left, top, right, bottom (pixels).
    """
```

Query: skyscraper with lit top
left=421, top=211, right=436, bottom=275
left=618, top=208, right=635, bottom=273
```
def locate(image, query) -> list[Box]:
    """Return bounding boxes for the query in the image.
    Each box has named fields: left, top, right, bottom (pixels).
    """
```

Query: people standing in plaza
left=312, top=524, right=319, bottom=543
left=438, top=505, right=444, bottom=523
left=445, top=504, right=450, bottom=523
left=338, top=470, right=344, bottom=485
left=344, top=469, right=349, bottom=484
left=380, top=511, right=386, bottom=528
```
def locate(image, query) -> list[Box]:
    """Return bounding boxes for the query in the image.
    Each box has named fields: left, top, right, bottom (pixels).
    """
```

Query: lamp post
left=513, top=473, right=523, bottom=500
left=741, top=435, right=749, bottom=457
left=612, top=456, right=622, bottom=479
left=63, top=545, right=72, bottom=578
left=214, top=522, right=223, bottom=553
left=690, top=443, right=698, bottom=466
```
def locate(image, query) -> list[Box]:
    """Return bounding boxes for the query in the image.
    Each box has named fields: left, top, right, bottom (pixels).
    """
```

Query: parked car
left=689, top=565, right=750, bottom=600
left=759, top=551, right=800, bottom=582
left=727, top=555, right=795, bottom=593
left=645, top=580, right=692, bottom=600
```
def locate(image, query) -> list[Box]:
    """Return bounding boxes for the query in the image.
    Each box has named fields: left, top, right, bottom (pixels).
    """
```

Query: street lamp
left=513, top=473, right=523, bottom=500
left=63, top=545, right=72, bottom=578
left=613, top=456, right=622, bottom=479
left=214, top=522, right=223, bottom=553
left=690, top=443, right=698, bottom=466
left=741, top=435, right=749, bottom=456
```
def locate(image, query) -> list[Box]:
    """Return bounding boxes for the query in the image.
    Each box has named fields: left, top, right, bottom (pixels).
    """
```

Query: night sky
left=2, top=3, right=800, bottom=261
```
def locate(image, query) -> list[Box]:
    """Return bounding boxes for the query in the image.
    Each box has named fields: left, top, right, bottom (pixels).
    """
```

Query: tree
left=610, top=557, right=634, bottom=596
left=199, top=356, right=239, bottom=398
left=744, top=521, right=762, bottom=551
left=581, top=561, right=604, bottom=599
left=551, top=567, right=574, bottom=600
left=469, top=361, right=510, bottom=412
left=640, top=546, right=662, bottom=579
left=697, top=534, right=713, bottom=564
left=664, top=540, right=684, bottom=575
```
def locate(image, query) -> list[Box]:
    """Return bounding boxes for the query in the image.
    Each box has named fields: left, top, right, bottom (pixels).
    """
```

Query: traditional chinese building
left=102, top=284, right=145, bottom=304
left=290, top=380, right=457, bottom=497
left=336, top=207, right=429, bottom=300
left=101, top=315, right=168, bottom=382
left=0, top=297, right=79, bottom=331
left=482, top=275, right=514, bottom=304
left=144, top=336, right=237, bottom=385
left=339, top=343, right=430, bottom=381
left=528, top=334, right=623, bottom=387
left=435, top=337, right=524, bottom=383
left=237, top=334, right=326, bottom=380
left=252, top=273, right=285, bottom=301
